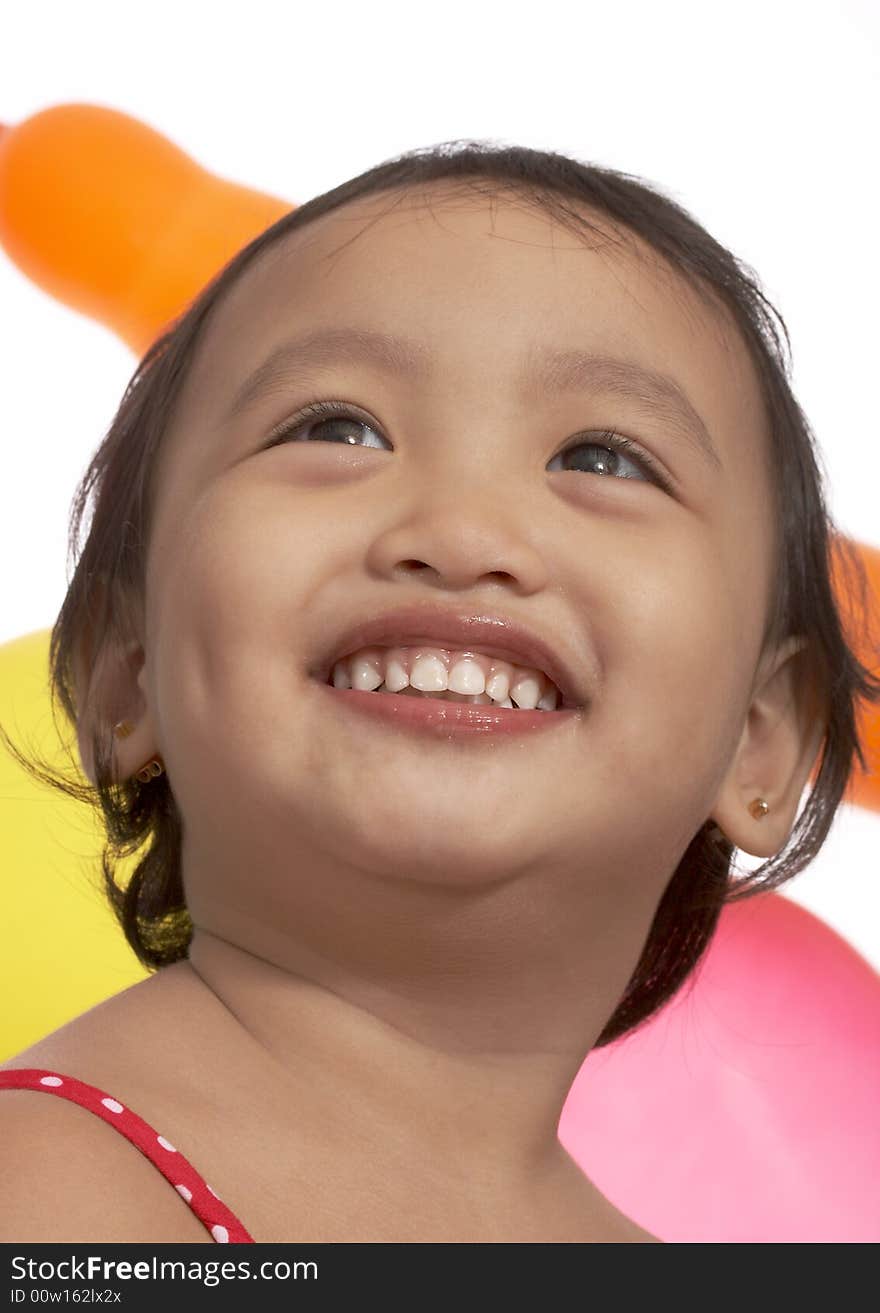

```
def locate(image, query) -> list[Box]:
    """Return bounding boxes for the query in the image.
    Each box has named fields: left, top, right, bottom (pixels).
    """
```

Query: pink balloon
left=560, top=892, right=880, bottom=1241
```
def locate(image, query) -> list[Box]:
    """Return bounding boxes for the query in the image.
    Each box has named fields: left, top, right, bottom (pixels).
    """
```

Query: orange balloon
left=828, top=536, right=880, bottom=812
left=0, top=103, right=291, bottom=355
left=1, top=102, right=878, bottom=810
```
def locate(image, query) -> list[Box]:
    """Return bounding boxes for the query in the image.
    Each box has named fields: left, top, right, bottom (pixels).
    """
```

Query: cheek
left=147, top=490, right=323, bottom=785
left=585, top=525, right=752, bottom=798
left=145, top=457, right=387, bottom=754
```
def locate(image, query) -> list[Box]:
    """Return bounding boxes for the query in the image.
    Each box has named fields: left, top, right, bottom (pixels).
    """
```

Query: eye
left=548, top=430, right=673, bottom=492
left=263, top=401, right=389, bottom=451
left=262, top=401, right=673, bottom=494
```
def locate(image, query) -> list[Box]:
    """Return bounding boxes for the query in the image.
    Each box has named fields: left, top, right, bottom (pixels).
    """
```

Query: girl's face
left=134, top=186, right=777, bottom=964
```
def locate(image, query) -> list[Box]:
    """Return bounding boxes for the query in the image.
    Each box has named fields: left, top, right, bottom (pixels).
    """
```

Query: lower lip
left=312, top=681, right=581, bottom=735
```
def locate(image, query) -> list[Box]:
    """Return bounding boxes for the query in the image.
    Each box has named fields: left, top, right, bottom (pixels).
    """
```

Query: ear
left=709, top=634, right=828, bottom=858
left=71, top=576, right=159, bottom=789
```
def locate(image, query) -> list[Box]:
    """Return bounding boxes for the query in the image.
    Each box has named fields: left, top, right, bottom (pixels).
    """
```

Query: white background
left=1, top=0, right=878, bottom=968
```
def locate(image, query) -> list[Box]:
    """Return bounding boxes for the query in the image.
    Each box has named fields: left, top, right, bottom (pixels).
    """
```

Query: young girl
left=1, top=141, right=876, bottom=1244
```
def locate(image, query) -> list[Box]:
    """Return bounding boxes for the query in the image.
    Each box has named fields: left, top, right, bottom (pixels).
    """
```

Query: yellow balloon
left=0, top=629, right=148, bottom=1061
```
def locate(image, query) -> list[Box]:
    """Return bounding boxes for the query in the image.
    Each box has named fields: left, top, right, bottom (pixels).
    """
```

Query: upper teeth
left=328, top=645, right=562, bottom=711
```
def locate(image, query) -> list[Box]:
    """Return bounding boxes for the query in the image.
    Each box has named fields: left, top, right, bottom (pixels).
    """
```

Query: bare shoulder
left=0, top=1082, right=208, bottom=1242
left=0, top=972, right=213, bottom=1243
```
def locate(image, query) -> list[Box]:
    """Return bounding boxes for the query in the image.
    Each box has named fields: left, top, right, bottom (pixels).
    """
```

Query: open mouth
left=321, top=644, right=574, bottom=711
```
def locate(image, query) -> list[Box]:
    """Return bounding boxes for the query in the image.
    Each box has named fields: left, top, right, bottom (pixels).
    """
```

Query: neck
left=182, top=895, right=651, bottom=1205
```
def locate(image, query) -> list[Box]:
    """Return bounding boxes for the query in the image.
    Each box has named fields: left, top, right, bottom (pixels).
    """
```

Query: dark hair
left=3, top=140, right=879, bottom=1050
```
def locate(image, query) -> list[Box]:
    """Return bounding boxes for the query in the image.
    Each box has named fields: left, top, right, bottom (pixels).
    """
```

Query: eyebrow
left=223, top=326, right=722, bottom=471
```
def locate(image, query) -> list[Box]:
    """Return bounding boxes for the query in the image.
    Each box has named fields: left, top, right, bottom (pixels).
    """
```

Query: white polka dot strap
left=0, top=1068, right=254, bottom=1244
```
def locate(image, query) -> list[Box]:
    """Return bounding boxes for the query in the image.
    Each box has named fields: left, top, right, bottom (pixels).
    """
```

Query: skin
left=33, top=184, right=826, bottom=1242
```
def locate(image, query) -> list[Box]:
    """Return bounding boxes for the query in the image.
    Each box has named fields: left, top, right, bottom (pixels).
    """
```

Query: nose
left=364, top=470, right=550, bottom=595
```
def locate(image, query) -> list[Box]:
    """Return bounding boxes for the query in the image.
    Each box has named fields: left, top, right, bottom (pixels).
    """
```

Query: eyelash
left=263, top=399, right=674, bottom=493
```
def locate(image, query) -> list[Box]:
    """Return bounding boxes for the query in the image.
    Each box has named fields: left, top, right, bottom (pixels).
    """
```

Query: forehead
left=185, top=183, right=761, bottom=416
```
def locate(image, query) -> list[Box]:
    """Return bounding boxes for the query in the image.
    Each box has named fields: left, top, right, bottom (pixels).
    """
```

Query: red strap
left=0, top=1068, right=255, bottom=1243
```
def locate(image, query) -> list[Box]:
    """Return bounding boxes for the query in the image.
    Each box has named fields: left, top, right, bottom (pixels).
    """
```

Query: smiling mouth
left=315, top=645, right=576, bottom=711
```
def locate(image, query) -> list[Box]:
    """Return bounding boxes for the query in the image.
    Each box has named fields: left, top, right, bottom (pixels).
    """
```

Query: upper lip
left=309, top=603, right=589, bottom=709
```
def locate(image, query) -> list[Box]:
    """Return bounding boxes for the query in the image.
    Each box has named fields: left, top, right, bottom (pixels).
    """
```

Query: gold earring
left=113, top=722, right=165, bottom=784
left=707, top=798, right=770, bottom=847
